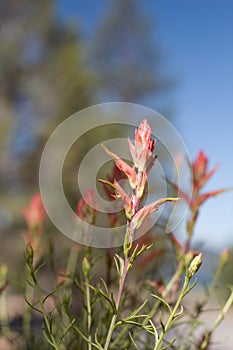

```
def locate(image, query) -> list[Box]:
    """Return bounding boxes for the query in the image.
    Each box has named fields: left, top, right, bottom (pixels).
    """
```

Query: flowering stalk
left=77, top=190, right=98, bottom=349
left=186, top=151, right=225, bottom=250
left=102, top=120, right=178, bottom=350
left=25, top=243, right=59, bottom=350
left=22, top=194, right=46, bottom=337
left=155, top=254, right=202, bottom=350
left=160, top=150, right=227, bottom=302
left=82, top=256, right=92, bottom=350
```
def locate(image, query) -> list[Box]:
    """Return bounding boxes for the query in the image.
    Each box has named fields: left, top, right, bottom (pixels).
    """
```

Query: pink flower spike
left=128, top=119, right=156, bottom=172
left=135, top=119, right=155, bottom=151
left=22, top=193, right=46, bottom=230
left=196, top=188, right=226, bottom=207
left=113, top=180, right=131, bottom=206
left=102, top=164, right=126, bottom=199
left=192, top=150, right=219, bottom=189
left=136, top=170, right=148, bottom=199
left=200, top=164, right=219, bottom=188
left=102, top=144, right=137, bottom=189
left=132, top=197, right=179, bottom=230
left=192, top=151, right=208, bottom=182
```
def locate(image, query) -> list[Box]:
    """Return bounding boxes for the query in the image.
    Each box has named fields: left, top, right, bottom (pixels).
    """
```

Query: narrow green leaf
left=43, top=284, right=67, bottom=303
left=73, top=325, right=100, bottom=349
left=24, top=297, right=43, bottom=315
left=129, top=332, right=140, bottom=350
left=183, top=278, right=198, bottom=297
left=161, top=337, right=176, bottom=350
left=174, top=305, right=184, bottom=318
left=124, top=299, right=148, bottom=321
left=114, top=254, right=125, bottom=276
left=149, top=319, right=159, bottom=349
left=58, top=318, right=76, bottom=345
left=42, top=329, right=57, bottom=349
left=151, top=294, right=173, bottom=314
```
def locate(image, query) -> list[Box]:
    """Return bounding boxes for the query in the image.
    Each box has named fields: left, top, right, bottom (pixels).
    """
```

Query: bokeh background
left=0, top=0, right=232, bottom=251
left=0, top=1, right=233, bottom=347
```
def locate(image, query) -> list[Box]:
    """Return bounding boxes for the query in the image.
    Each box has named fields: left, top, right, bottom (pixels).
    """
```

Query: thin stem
left=23, top=264, right=34, bottom=337
left=103, top=220, right=135, bottom=350
left=0, top=289, right=10, bottom=337
left=103, top=257, right=130, bottom=350
left=112, top=259, right=186, bottom=347
left=212, top=288, right=233, bottom=332
left=103, top=314, right=118, bottom=350
left=85, top=277, right=92, bottom=350
left=31, top=269, right=59, bottom=350
left=146, top=260, right=185, bottom=325
left=155, top=275, right=190, bottom=350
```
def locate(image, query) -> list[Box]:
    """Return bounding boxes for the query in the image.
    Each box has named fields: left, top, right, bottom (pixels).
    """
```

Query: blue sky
left=57, top=0, right=233, bottom=251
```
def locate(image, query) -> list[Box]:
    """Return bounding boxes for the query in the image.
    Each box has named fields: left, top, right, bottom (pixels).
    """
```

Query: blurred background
left=0, top=0, right=232, bottom=272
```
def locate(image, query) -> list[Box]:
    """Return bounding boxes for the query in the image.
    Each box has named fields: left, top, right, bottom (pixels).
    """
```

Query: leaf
left=174, top=305, right=184, bottom=318
left=43, top=284, right=67, bottom=303
left=183, top=278, right=198, bottom=297
left=58, top=318, right=76, bottom=345
left=132, top=197, right=179, bottom=229
left=73, top=325, right=101, bottom=349
left=159, top=311, right=165, bottom=334
left=161, top=338, right=176, bottom=350
left=124, top=299, right=148, bottom=321
left=149, top=319, right=159, bottom=348
left=42, top=329, right=57, bottom=349
left=95, top=278, right=117, bottom=313
left=114, top=254, right=125, bottom=277
left=24, top=297, right=43, bottom=315
left=151, top=294, right=172, bottom=314
left=129, top=332, right=140, bottom=350
left=94, top=327, right=104, bottom=350
left=98, top=178, right=116, bottom=191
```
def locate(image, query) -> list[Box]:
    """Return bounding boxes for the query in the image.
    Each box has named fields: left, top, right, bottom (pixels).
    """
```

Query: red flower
left=192, top=150, right=219, bottom=190
left=132, top=197, right=179, bottom=230
left=103, top=164, right=127, bottom=199
left=76, top=189, right=99, bottom=224
left=22, top=194, right=46, bottom=264
left=22, top=193, right=46, bottom=231
left=128, top=119, right=157, bottom=172
left=167, top=151, right=226, bottom=212
left=102, top=120, right=177, bottom=224
left=102, top=144, right=137, bottom=189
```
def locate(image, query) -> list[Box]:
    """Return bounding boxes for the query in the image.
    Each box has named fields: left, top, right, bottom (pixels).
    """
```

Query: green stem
left=32, top=270, right=59, bottom=350
left=85, top=277, right=92, bottom=350
left=112, top=260, right=185, bottom=348
left=147, top=261, right=185, bottom=325
left=23, top=264, right=34, bottom=337
left=155, top=275, right=190, bottom=350
left=212, top=288, right=233, bottom=332
left=103, top=257, right=129, bottom=350
left=103, top=218, right=136, bottom=350
left=103, top=314, right=118, bottom=350
left=0, top=289, right=10, bottom=337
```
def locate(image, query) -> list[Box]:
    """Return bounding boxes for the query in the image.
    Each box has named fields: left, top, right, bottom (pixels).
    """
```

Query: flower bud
left=25, top=242, right=34, bottom=266
left=187, top=252, right=202, bottom=278
left=220, top=249, right=231, bottom=267
left=82, top=257, right=90, bottom=278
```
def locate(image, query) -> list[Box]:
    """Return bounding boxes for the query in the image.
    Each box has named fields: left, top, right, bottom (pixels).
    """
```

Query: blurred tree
left=0, top=0, right=174, bottom=206
left=0, top=0, right=94, bottom=189
left=92, top=0, right=171, bottom=102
